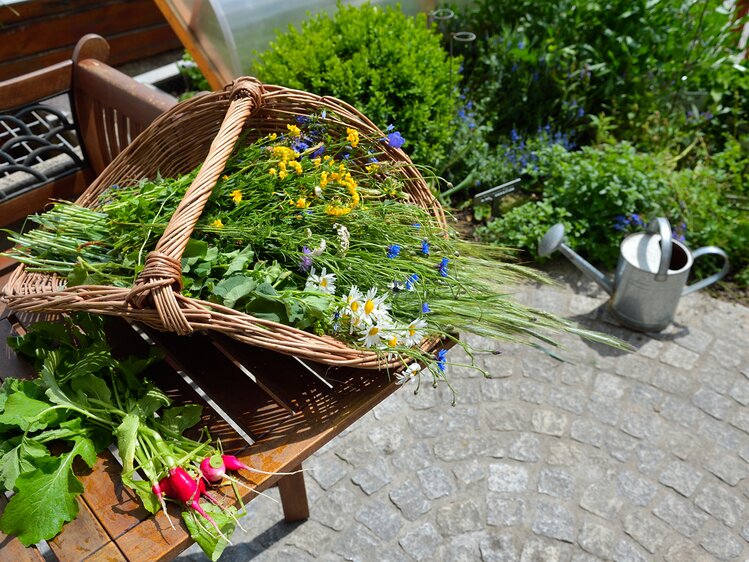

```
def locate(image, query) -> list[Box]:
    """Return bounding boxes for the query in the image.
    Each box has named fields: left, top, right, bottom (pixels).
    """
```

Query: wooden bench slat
left=48, top=497, right=121, bottom=561
left=85, top=541, right=130, bottom=562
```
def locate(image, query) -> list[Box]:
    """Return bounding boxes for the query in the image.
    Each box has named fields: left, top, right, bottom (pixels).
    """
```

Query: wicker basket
left=2, top=77, right=448, bottom=369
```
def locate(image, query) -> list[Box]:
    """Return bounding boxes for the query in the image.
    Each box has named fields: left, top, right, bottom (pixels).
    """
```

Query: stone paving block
left=711, top=339, right=744, bottom=369
left=445, top=405, right=480, bottom=432
left=605, top=429, right=639, bottom=463
left=729, top=408, right=749, bottom=435
left=519, top=380, right=547, bottom=404
left=664, top=541, right=716, bottom=562
left=450, top=378, right=482, bottom=404
left=622, top=510, right=669, bottom=553
left=478, top=532, right=519, bottom=562
left=587, top=396, right=621, bottom=427
left=532, top=499, right=576, bottom=542
left=391, top=441, right=432, bottom=471
left=532, top=409, right=568, bottom=437
left=703, top=451, right=749, bottom=486
left=489, top=463, right=530, bottom=493
left=436, top=498, right=483, bottom=536
left=694, top=482, right=746, bottom=528
left=570, top=552, right=605, bottom=562
left=283, top=521, right=335, bottom=557
left=700, top=526, right=743, bottom=560
left=487, top=495, right=527, bottom=527
left=729, top=378, right=749, bottom=406
left=446, top=532, right=482, bottom=562
left=314, top=486, right=361, bottom=531
left=405, top=410, right=444, bottom=439
left=388, top=480, right=431, bottom=521
left=651, top=368, right=693, bottom=396
left=538, top=467, right=575, bottom=499
left=698, top=417, right=744, bottom=451
left=593, top=372, right=627, bottom=399
left=612, top=539, right=648, bottom=562
left=617, top=470, right=657, bottom=507
left=663, top=430, right=700, bottom=461
left=693, top=387, right=733, bottom=420
left=433, top=433, right=483, bottom=462
left=546, top=385, right=588, bottom=415
left=354, top=500, right=402, bottom=541
left=546, top=441, right=586, bottom=467
left=522, top=354, right=560, bottom=384
left=629, top=384, right=664, bottom=410
left=673, top=325, right=713, bottom=353
left=560, top=364, right=594, bottom=387
left=696, top=358, right=737, bottom=395
left=453, top=458, right=486, bottom=487
left=659, top=395, right=702, bottom=428
left=509, top=433, right=541, bottom=462
left=519, top=538, right=563, bottom=562
left=614, top=354, right=655, bottom=384
left=481, top=378, right=515, bottom=402
left=331, top=523, right=381, bottom=561
left=658, top=460, right=703, bottom=497
left=401, top=386, right=438, bottom=410
left=373, top=395, right=405, bottom=420
left=367, top=422, right=406, bottom=455
left=635, top=444, right=666, bottom=475
left=570, top=419, right=604, bottom=448
left=653, top=494, right=709, bottom=538
left=398, top=522, right=443, bottom=562
left=660, top=343, right=699, bottom=369
left=334, top=436, right=378, bottom=469
left=580, top=483, right=624, bottom=519
left=417, top=465, right=456, bottom=500
left=309, top=456, right=350, bottom=491
left=351, top=456, right=391, bottom=496
left=620, top=410, right=661, bottom=441
left=485, top=404, right=530, bottom=431
left=577, top=520, right=616, bottom=558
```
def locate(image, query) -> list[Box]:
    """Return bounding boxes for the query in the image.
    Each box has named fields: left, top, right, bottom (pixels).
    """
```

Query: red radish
left=152, top=479, right=176, bottom=530
left=167, top=466, right=200, bottom=503
left=200, top=454, right=226, bottom=483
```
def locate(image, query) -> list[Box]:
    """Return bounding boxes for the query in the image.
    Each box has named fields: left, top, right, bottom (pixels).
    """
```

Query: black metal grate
left=0, top=102, right=84, bottom=202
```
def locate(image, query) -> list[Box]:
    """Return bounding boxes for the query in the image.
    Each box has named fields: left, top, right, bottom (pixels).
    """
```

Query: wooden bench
left=0, top=34, right=429, bottom=561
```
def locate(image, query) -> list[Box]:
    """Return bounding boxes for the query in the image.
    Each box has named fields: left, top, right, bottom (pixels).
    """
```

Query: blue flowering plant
left=5, top=112, right=621, bottom=389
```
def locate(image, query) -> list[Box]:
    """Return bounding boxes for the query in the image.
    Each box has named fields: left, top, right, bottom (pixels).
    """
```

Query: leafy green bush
left=254, top=3, right=459, bottom=166
left=476, top=142, right=671, bottom=266
left=448, top=0, right=741, bottom=149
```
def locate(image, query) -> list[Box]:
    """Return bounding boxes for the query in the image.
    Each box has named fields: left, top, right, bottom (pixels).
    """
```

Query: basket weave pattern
left=2, top=78, right=446, bottom=369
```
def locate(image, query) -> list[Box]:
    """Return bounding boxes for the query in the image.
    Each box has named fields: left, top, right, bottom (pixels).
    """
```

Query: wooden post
left=277, top=465, right=309, bottom=522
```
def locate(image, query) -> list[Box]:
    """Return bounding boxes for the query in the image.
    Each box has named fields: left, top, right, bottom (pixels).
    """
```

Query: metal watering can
left=539, top=218, right=730, bottom=332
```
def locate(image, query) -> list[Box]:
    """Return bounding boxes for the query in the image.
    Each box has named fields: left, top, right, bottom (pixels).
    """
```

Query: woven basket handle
left=126, top=78, right=263, bottom=334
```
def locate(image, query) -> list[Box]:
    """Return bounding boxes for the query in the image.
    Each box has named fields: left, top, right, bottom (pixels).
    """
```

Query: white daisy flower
left=361, top=288, right=390, bottom=323
left=344, top=286, right=364, bottom=316
left=360, top=324, right=385, bottom=348
left=395, top=363, right=422, bottom=385
left=404, top=318, right=428, bottom=346
left=305, top=267, right=337, bottom=294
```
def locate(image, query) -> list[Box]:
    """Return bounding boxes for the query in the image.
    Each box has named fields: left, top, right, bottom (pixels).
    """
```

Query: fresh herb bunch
left=0, top=314, right=242, bottom=560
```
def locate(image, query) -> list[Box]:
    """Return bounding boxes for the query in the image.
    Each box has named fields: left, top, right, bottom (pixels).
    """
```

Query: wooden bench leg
left=278, top=465, right=309, bottom=522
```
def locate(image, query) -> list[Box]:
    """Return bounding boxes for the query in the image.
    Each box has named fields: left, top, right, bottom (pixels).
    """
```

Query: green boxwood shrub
left=254, top=3, right=459, bottom=167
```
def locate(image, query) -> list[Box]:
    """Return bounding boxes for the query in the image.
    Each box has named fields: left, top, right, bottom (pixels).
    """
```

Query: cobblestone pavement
left=179, top=263, right=749, bottom=561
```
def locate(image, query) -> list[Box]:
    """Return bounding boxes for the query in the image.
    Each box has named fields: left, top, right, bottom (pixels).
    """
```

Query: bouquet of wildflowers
left=4, top=112, right=616, bottom=388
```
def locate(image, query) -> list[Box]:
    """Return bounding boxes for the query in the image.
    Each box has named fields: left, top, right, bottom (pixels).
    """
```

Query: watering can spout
left=538, top=224, right=614, bottom=295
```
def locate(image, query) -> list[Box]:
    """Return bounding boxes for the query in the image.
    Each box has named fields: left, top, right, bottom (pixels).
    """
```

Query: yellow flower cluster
left=287, top=124, right=301, bottom=137
left=346, top=128, right=360, bottom=148
left=211, top=219, right=224, bottom=229
left=325, top=204, right=353, bottom=216
left=230, top=190, right=243, bottom=203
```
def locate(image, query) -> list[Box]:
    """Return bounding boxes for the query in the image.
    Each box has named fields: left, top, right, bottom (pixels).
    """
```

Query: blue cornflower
left=412, top=223, right=421, bottom=229
left=296, top=115, right=311, bottom=125
left=613, top=215, right=628, bottom=232
left=292, top=138, right=310, bottom=152
left=438, top=257, right=449, bottom=277
left=421, top=240, right=430, bottom=256
left=630, top=214, right=644, bottom=228
left=404, top=273, right=419, bottom=291
left=312, top=144, right=326, bottom=158
left=421, top=302, right=431, bottom=314
left=386, top=124, right=395, bottom=132
left=577, top=106, right=585, bottom=118
left=436, top=349, right=447, bottom=373
left=386, top=131, right=405, bottom=149
left=510, top=128, right=521, bottom=143
left=387, top=244, right=401, bottom=259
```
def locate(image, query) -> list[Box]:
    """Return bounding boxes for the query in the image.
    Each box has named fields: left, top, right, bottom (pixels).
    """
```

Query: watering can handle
left=647, top=218, right=672, bottom=281
left=682, top=246, right=730, bottom=295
